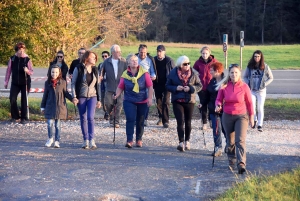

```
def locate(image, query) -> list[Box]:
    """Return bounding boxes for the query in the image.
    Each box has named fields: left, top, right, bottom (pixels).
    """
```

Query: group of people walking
left=4, top=42, right=273, bottom=174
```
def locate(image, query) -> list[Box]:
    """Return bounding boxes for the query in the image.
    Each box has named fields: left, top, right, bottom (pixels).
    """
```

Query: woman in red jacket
left=215, top=64, right=254, bottom=174
left=193, top=46, right=218, bottom=129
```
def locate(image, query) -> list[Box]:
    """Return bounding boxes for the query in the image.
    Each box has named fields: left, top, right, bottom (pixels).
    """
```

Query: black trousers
left=198, top=90, right=209, bottom=124
left=154, top=86, right=170, bottom=124
left=172, top=102, right=194, bottom=143
left=9, top=83, right=30, bottom=120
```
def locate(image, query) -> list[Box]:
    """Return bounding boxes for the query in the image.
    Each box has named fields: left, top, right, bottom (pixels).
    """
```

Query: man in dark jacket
left=68, top=47, right=86, bottom=79
left=154, top=45, right=175, bottom=128
left=4, top=42, right=34, bottom=124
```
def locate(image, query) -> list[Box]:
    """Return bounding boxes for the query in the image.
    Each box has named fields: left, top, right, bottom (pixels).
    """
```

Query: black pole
left=113, top=93, right=117, bottom=145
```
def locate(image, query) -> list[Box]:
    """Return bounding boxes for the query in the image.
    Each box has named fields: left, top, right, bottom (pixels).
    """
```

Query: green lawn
left=95, top=43, right=300, bottom=69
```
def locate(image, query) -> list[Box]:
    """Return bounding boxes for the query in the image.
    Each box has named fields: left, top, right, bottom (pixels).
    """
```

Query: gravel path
left=0, top=118, right=299, bottom=200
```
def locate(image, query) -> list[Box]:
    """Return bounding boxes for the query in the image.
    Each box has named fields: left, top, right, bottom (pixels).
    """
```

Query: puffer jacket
left=166, top=67, right=202, bottom=103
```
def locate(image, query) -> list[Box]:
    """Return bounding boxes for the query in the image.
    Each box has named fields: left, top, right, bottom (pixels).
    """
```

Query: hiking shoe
left=185, top=141, right=190, bottom=150
left=45, top=138, right=54, bottom=147
left=89, top=139, right=97, bottom=149
left=136, top=140, right=143, bottom=148
left=20, top=119, right=28, bottom=125
left=203, top=123, right=208, bottom=130
left=238, top=163, right=246, bottom=174
left=104, top=112, right=109, bottom=120
left=163, top=123, right=169, bottom=128
left=156, top=118, right=162, bottom=126
left=211, top=147, right=222, bottom=157
left=257, top=126, right=263, bottom=132
left=82, top=140, right=89, bottom=149
left=177, top=142, right=185, bottom=152
left=144, top=120, right=148, bottom=127
left=125, top=141, right=133, bottom=148
left=54, top=141, right=60, bottom=148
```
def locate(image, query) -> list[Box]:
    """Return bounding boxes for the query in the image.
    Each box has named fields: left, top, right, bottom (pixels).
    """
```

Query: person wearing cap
left=4, top=42, right=34, bottom=124
left=153, top=45, right=175, bottom=128
left=136, top=44, right=157, bottom=126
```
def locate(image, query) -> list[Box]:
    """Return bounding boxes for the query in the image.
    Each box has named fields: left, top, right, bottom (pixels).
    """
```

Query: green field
left=94, top=43, right=300, bottom=70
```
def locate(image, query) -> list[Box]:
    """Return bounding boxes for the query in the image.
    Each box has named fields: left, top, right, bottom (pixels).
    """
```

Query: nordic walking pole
left=198, top=107, right=206, bottom=149
left=223, top=34, right=228, bottom=69
left=24, top=59, right=29, bottom=120
left=113, top=93, right=117, bottom=145
left=240, top=31, right=244, bottom=69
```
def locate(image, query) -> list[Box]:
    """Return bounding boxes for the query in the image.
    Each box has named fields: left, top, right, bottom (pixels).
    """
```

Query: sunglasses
left=102, top=55, right=109, bottom=58
left=182, top=62, right=190, bottom=66
left=57, top=56, right=63, bottom=58
left=229, top=63, right=239, bottom=68
left=79, top=52, right=85, bottom=55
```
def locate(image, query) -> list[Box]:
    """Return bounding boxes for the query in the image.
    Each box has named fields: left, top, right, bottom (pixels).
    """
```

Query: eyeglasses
left=102, top=55, right=109, bottom=58
left=182, top=62, right=190, bottom=66
left=57, top=56, right=63, bottom=58
left=229, top=64, right=239, bottom=68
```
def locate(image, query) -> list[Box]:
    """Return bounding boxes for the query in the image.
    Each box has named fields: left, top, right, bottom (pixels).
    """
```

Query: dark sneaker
left=136, top=140, right=143, bottom=148
left=252, top=120, right=257, bottom=128
left=177, top=142, right=185, bottom=152
left=238, top=163, right=246, bottom=174
left=20, top=119, right=28, bottom=125
left=9, top=119, right=17, bottom=123
left=125, top=142, right=133, bottom=148
left=163, top=123, right=169, bottom=128
left=257, top=126, right=263, bottom=132
left=104, top=113, right=109, bottom=120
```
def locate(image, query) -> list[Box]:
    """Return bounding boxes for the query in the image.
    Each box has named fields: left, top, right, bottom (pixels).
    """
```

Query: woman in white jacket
left=243, top=50, right=273, bottom=132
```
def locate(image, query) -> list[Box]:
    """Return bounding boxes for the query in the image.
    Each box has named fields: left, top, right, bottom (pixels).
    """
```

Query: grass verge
left=0, top=97, right=299, bottom=121
left=215, top=168, right=300, bottom=201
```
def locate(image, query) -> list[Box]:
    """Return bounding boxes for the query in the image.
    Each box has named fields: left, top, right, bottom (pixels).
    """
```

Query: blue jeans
left=210, top=113, right=225, bottom=148
left=144, top=106, right=149, bottom=120
left=47, top=119, right=61, bottom=141
left=77, top=97, right=97, bottom=140
left=123, top=100, right=148, bottom=142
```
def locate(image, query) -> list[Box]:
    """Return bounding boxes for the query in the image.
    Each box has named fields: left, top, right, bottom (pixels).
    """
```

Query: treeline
left=0, top=0, right=152, bottom=66
left=140, top=0, right=300, bottom=44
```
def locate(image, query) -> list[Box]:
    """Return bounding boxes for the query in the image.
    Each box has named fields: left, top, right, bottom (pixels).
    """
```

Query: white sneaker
left=82, top=140, right=89, bottom=149
left=177, top=142, right=185, bottom=152
left=54, top=141, right=60, bottom=148
left=45, top=138, right=53, bottom=147
left=89, top=139, right=97, bottom=149
left=185, top=141, right=190, bottom=150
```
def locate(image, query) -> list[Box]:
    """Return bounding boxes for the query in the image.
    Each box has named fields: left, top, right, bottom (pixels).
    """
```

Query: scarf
left=177, top=68, right=191, bottom=86
left=121, top=66, right=148, bottom=93
left=51, top=79, right=58, bottom=89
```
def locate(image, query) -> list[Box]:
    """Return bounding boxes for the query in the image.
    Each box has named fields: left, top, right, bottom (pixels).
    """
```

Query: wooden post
left=240, top=31, right=244, bottom=69
left=223, top=34, right=228, bottom=69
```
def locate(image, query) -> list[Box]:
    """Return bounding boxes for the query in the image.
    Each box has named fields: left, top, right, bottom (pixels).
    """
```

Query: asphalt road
left=0, top=68, right=300, bottom=94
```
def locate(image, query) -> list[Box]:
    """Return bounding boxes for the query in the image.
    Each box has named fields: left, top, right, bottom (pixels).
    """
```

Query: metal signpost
left=223, top=34, right=228, bottom=69
left=240, top=31, right=244, bottom=69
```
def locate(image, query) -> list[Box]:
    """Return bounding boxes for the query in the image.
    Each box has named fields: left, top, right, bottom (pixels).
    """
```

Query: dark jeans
left=77, top=97, right=97, bottom=140
left=172, top=102, right=194, bottom=143
left=209, top=113, right=226, bottom=148
left=9, top=83, right=30, bottom=120
left=198, top=90, right=209, bottom=124
left=47, top=119, right=61, bottom=141
left=154, top=86, right=170, bottom=124
left=100, top=81, right=107, bottom=114
left=123, top=100, right=148, bottom=142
